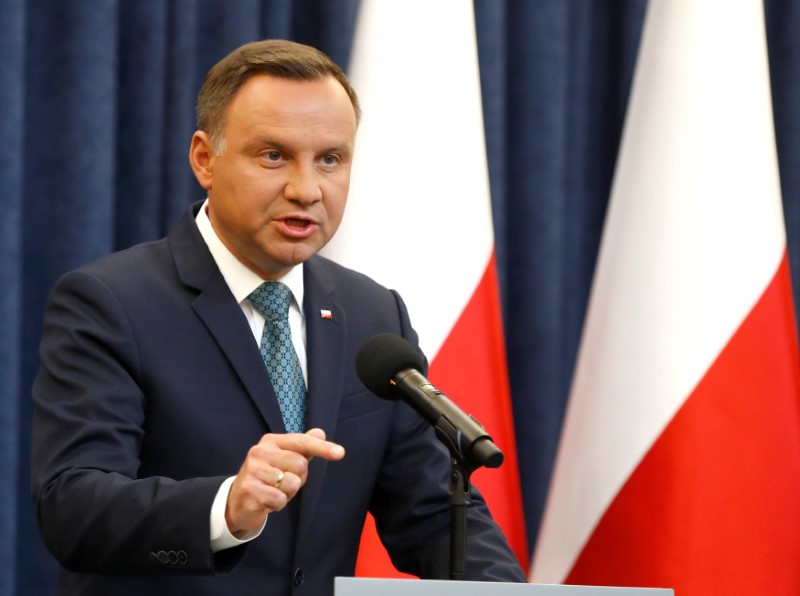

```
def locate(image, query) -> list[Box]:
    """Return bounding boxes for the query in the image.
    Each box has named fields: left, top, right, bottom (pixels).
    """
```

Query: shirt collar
left=195, top=199, right=305, bottom=309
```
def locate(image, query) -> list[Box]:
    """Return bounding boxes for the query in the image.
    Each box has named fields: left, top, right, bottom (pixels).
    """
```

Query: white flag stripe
left=323, top=0, right=494, bottom=359
left=532, top=0, right=785, bottom=582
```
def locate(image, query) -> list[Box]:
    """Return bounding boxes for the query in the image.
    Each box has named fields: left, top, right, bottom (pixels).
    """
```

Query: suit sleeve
left=369, top=290, right=527, bottom=582
left=30, top=270, right=243, bottom=575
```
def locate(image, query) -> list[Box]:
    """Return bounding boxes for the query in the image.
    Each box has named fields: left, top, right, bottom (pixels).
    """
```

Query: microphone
left=355, top=333, right=504, bottom=469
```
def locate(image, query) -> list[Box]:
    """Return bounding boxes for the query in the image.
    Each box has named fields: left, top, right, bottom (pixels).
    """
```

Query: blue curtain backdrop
left=1, top=1, right=798, bottom=593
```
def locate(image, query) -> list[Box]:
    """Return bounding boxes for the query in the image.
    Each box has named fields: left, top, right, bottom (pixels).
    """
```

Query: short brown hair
left=196, top=39, right=361, bottom=151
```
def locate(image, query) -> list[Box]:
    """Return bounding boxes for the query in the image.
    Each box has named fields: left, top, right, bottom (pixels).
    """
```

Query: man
left=31, top=39, right=526, bottom=594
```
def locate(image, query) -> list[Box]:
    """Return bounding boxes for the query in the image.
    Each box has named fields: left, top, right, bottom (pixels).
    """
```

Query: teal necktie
left=248, top=281, right=306, bottom=433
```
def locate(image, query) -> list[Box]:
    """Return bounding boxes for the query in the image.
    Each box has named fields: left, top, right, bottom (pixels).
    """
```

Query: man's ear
left=189, top=131, right=216, bottom=190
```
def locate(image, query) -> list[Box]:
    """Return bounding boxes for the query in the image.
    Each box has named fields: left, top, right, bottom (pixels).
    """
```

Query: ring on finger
left=274, top=470, right=286, bottom=489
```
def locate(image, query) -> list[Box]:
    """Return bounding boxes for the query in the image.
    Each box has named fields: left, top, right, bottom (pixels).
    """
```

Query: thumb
left=305, top=427, right=326, bottom=441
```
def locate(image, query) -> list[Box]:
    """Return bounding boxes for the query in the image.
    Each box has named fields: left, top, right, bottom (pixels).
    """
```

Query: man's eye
left=262, top=151, right=282, bottom=162
left=321, top=154, right=340, bottom=166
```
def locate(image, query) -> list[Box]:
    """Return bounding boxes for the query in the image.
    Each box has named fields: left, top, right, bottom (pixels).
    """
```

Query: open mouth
left=285, top=217, right=312, bottom=229
left=278, top=217, right=318, bottom=239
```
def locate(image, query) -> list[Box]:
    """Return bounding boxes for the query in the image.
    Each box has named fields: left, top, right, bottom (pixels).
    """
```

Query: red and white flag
left=323, top=0, right=528, bottom=576
left=531, top=1, right=800, bottom=593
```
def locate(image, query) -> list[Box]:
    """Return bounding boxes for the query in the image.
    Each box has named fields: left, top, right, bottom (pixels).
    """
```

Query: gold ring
left=274, top=470, right=286, bottom=489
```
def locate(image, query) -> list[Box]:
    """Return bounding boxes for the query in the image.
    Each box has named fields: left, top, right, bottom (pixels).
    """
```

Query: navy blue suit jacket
left=31, top=203, right=526, bottom=595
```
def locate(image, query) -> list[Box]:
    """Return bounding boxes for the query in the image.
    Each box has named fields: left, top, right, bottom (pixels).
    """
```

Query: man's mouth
left=277, top=216, right=319, bottom=239
left=285, top=217, right=312, bottom=229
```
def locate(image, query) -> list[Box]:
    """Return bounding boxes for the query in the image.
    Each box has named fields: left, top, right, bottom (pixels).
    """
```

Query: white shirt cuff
left=210, top=476, right=267, bottom=553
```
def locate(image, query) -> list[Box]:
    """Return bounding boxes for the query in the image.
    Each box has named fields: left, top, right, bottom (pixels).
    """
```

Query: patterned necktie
left=248, top=281, right=306, bottom=433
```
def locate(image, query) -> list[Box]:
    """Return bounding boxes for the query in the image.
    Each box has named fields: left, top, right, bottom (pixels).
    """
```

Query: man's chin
left=256, top=245, right=321, bottom=277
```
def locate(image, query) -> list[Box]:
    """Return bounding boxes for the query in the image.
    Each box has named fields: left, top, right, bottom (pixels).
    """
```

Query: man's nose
left=284, top=162, right=322, bottom=204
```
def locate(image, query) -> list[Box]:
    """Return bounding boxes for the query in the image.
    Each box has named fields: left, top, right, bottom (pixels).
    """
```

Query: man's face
left=190, top=74, right=357, bottom=280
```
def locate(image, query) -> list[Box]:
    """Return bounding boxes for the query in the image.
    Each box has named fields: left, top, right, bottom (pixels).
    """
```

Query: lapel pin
left=320, top=309, right=333, bottom=319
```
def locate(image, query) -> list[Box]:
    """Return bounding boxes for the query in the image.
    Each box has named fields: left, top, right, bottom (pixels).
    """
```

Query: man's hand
left=225, top=428, right=345, bottom=534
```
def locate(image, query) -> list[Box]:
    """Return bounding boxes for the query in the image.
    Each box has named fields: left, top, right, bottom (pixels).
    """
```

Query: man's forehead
left=237, top=74, right=354, bottom=113
left=225, top=74, right=357, bottom=132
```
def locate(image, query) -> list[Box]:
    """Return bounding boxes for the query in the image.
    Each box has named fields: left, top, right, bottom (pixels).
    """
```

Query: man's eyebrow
left=245, top=137, right=353, bottom=154
left=246, top=137, right=289, bottom=151
left=320, top=143, right=353, bottom=155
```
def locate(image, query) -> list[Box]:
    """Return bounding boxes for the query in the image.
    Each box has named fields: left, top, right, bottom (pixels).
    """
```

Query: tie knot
left=249, top=281, right=292, bottom=322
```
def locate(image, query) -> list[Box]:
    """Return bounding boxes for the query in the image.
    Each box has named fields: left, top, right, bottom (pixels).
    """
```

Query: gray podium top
left=335, top=578, right=673, bottom=596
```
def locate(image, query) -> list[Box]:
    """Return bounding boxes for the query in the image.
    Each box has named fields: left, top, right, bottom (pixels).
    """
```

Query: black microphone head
left=356, top=333, right=424, bottom=400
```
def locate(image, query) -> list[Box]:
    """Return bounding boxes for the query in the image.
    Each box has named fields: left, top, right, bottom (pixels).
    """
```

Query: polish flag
left=322, top=0, right=528, bottom=576
left=531, top=1, right=800, bottom=593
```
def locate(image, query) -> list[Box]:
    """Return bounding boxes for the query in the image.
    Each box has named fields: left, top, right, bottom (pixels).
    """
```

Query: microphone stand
left=434, top=419, right=502, bottom=581
left=446, top=454, right=474, bottom=581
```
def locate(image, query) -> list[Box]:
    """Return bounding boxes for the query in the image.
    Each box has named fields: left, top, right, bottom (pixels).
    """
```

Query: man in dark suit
left=30, top=39, right=526, bottom=594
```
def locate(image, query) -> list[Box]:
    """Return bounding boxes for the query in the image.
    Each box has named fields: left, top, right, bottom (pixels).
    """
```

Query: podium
left=335, top=578, right=673, bottom=596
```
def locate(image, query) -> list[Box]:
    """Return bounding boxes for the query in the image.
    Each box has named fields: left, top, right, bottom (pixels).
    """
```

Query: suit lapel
left=168, top=204, right=286, bottom=433
left=295, top=257, right=348, bottom=553
left=192, top=272, right=287, bottom=433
